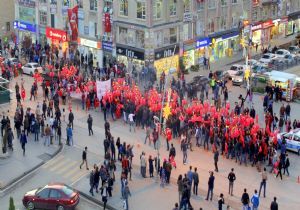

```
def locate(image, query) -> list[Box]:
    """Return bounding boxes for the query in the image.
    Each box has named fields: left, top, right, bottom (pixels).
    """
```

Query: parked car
left=277, top=129, right=300, bottom=155
left=21, top=63, right=43, bottom=76
left=22, top=183, right=80, bottom=210
left=245, top=59, right=260, bottom=68
left=231, top=70, right=244, bottom=86
left=2, top=57, right=20, bottom=66
left=259, top=53, right=277, bottom=67
left=288, top=45, right=299, bottom=54
left=252, top=64, right=269, bottom=74
left=275, top=49, right=290, bottom=58
left=282, top=54, right=297, bottom=64
left=226, top=64, right=246, bottom=79
left=268, top=58, right=285, bottom=69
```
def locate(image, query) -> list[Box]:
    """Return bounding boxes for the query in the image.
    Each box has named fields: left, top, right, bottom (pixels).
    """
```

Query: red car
left=22, top=183, right=80, bottom=210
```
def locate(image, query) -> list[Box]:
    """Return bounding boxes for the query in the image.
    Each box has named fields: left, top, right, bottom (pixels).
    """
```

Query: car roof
left=45, top=183, right=67, bottom=189
left=27, top=62, right=39, bottom=65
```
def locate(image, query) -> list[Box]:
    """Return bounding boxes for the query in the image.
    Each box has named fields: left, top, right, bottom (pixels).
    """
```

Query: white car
left=277, top=129, right=300, bottom=155
left=231, top=70, right=244, bottom=86
left=275, top=49, right=290, bottom=58
left=259, top=53, right=277, bottom=67
left=226, top=64, right=246, bottom=79
left=288, top=45, right=299, bottom=54
left=22, top=63, right=43, bottom=75
left=245, top=59, right=260, bottom=68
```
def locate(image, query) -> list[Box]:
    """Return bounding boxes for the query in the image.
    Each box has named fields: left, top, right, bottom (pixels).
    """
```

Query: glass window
left=208, top=0, right=216, bottom=9
left=76, top=0, right=83, bottom=8
left=221, top=0, right=227, bottom=6
left=61, top=186, right=74, bottom=197
left=184, top=0, right=191, bottom=13
left=119, top=27, right=128, bottom=44
left=6, top=22, right=10, bottom=32
left=197, top=0, right=204, bottom=11
left=49, top=190, right=62, bottom=199
left=137, top=1, right=146, bottom=19
left=62, top=0, right=69, bottom=7
left=37, top=188, right=50, bottom=198
left=50, top=0, right=57, bottom=4
left=136, top=30, right=145, bottom=48
left=90, top=0, right=97, bottom=11
left=153, top=0, right=162, bottom=19
left=169, top=27, right=177, bottom=44
left=39, top=0, right=47, bottom=3
left=119, top=0, right=128, bottom=16
left=39, top=11, right=47, bottom=25
left=232, top=0, right=237, bottom=3
left=169, top=0, right=176, bottom=16
left=155, top=30, right=163, bottom=47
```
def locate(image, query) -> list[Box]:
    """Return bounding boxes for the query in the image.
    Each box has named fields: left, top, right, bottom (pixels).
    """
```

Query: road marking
left=48, top=158, right=71, bottom=172
left=42, top=155, right=64, bottom=169
left=70, top=169, right=89, bottom=182
left=55, top=160, right=78, bottom=175
left=63, top=164, right=83, bottom=179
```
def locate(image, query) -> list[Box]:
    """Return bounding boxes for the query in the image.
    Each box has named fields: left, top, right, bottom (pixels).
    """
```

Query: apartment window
left=231, top=0, right=237, bottom=3
left=208, top=19, right=214, bottom=33
left=51, top=14, right=55, bottom=28
left=153, top=0, right=162, bottom=19
left=137, top=1, right=146, bottom=19
left=155, top=30, right=163, bottom=47
left=63, top=0, right=69, bottom=7
left=119, top=0, right=128, bottom=16
left=90, top=0, right=97, bottom=11
left=208, top=0, right=216, bottom=9
left=272, top=5, right=276, bottom=17
left=6, top=22, right=10, bottom=32
left=39, top=11, right=47, bottom=25
left=76, top=0, right=83, bottom=8
left=39, top=0, right=47, bottom=3
left=184, top=0, right=191, bottom=13
left=94, top=23, right=97, bottom=37
left=170, top=27, right=177, bottom=44
left=50, top=0, right=57, bottom=4
left=197, top=0, right=204, bottom=11
left=136, top=30, right=145, bottom=48
left=220, top=17, right=226, bottom=30
left=221, top=0, right=227, bottom=6
left=169, top=0, right=176, bottom=16
left=119, top=27, right=128, bottom=44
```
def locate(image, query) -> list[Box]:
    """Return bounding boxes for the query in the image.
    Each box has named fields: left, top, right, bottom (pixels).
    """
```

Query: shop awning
left=265, top=71, right=297, bottom=83
left=208, top=28, right=240, bottom=40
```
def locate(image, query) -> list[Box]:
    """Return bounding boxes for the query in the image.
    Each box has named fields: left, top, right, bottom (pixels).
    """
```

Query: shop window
left=6, top=22, right=10, bottom=32
left=208, top=0, right=216, bottom=9
left=119, top=27, right=128, bottom=44
left=119, top=0, right=128, bottom=16
left=169, top=0, right=177, bottom=16
left=76, top=0, right=83, bottom=8
left=39, top=11, right=47, bottom=25
left=90, top=0, right=97, bottom=11
left=62, top=0, right=69, bottom=7
left=153, top=0, right=163, bottom=19
left=221, top=0, right=227, bottom=6
left=136, top=30, right=145, bottom=48
left=137, top=1, right=146, bottom=19
left=170, top=27, right=177, bottom=44
left=184, top=0, right=191, bottom=13
left=197, top=0, right=204, bottom=11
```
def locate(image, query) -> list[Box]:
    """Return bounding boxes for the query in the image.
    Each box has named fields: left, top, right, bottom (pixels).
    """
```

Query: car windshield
left=230, top=66, right=237, bottom=70
left=33, top=64, right=39, bottom=68
left=61, top=186, right=74, bottom=197
left=262, top=55, right=270, bottom=59
left=35, top=187, right=43, bottom=194
left=276, top=51, right=283, bottom=55
left=284, top=55, right=289, bottom=59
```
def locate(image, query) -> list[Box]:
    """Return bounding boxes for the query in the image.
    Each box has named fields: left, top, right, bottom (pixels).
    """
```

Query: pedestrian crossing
left=42, top=155, right=89, bottom=183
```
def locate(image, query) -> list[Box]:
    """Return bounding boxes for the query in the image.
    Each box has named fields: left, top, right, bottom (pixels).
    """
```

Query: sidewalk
left=0, top=135, right=61, bottom=189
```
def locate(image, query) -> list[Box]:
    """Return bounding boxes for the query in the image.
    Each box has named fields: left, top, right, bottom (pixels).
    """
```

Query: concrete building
left=0, top=0, right=15, bottom=44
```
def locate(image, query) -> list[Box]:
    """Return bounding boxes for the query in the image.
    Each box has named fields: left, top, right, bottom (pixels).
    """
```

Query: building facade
left=0, top=0, right=15, bottom=45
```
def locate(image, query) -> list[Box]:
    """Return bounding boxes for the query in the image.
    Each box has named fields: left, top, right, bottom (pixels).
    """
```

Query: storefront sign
left=154, top=44, right=179, bottom=60
left=196, top=38, right=210, bottom=48
left=116, top=45, right=145, bottom=60
left=13, top=21, right=36, bottom=33
left=46, top=27, right=67, bottom=42
left=50, top=4, right=57, bottom=14
left=183, top=12, right=193, bottom=22
left=251, top=23, right=262, bottom=31
left=262, top=20, right=274, bottom=29
left=222, top=31, right=239, bottom=40
left=18, top=0, right=36, bottom=8
left=102, top=41, right=113, bottom=52
left=78, top=38, right=101, bottom=49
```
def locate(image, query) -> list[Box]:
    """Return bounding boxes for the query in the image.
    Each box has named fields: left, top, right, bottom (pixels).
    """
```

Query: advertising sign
left=196, top=38, right=210, bottom=48
left=116, top=45, right=145, bottom=60
left=154, top=44, right=179, bottom=60
left=102, top=41, right=113, bottom=52
left=68, top=5, right=79, bottom=42
left=14, top=21, right=36, bottom=33
left=46, top=27, right=67, bottom=42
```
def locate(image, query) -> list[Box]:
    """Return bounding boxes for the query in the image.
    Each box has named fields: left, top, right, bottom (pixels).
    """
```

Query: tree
left=9, top=197, right=15, bottom=210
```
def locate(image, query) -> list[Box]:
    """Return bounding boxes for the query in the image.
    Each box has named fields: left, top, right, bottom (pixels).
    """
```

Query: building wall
left=0, top=0, right=15, bottom=38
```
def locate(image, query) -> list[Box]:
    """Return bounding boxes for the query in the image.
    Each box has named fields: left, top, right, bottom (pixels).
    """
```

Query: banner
left=97, top=79, right=111, bottom=100
left=104, top=13, right=111, bottom=33
left=68, top=5, right=79, bottom=42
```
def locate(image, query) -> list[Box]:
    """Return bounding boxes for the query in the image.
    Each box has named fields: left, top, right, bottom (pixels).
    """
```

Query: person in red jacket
left=21, top=87, right=26, bottom=101
left=166, top=127, right=172, bottom=151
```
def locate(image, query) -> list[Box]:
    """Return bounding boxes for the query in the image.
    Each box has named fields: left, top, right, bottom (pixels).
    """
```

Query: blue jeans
left=206, top=187, right=213, bottom=200
left=259, top=180, right=266, bottom=197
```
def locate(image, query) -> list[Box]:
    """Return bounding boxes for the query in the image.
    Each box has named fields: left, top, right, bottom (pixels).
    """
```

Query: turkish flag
left=68, top=5, right=78, bottom=41
left=104, top=13, right=111, bottom=33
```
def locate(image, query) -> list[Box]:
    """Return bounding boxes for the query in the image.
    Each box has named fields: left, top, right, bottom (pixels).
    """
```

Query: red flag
left=68, top=5, right=78, bottom=41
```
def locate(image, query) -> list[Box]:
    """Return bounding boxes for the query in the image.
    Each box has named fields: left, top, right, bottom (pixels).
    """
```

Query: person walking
left=214, top=149, right=219, bottom=172
left=182, top=139, right=188, bottom=165
left=193, top=167, right=199, bottom=195
left=177, top=175, right=183, bottom=204
left=144, top=126, right=151, bottom=144
left=80, top=147, right=89, bottom=170
left=251, top=189, right=260, bottom=210
left=276, top=160, right=283, bottom=180
left=259, top=167, right=268, bottom=197
left=283, top=155, right=290, bottom=176
left=128, top=112, right=135, bottom=132
left=20, top=130, right=27, bottom=156
left=87, top=114, right=94, bottom=136
left=68, top=110, right=74, bottom=129
left=101, top=182, right=108, bottom=209
left=206, top=171, right=215, bottom=201
left=89, top=169, right=95, bottom=196
left=218, top=193, right=225, bottom=210
left=123, top=182, right=131, bottom=210
left=270, top=197, right=278, bottom=210
left=228, top=168, right=236, bottom=196
left=66, top=124, right=73, bottom=146
left=241, top=188, right=250, bottom=210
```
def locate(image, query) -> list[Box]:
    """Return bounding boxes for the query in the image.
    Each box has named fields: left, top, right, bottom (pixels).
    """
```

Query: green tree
left=9, top=197, right=15, bottom=210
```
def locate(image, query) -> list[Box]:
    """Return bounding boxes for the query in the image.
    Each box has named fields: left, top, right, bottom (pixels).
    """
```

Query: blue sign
left=222, top=31, right=239, bottom=40
left=102, top=41, right=113, bottom=52
left=14, top=21, right=36, bottom=33
left=196, top=38, right=210, bottom=48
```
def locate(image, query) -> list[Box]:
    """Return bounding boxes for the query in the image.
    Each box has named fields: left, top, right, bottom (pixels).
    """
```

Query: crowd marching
left=0, top=40, right=293, bottom=210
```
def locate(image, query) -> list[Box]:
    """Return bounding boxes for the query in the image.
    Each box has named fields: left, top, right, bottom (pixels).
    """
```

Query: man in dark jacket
left=68, top=110, right=74, bottom=129
left=228, top=168, right=236, bottom=196
left=270, top=197, right=278, bottom=210
left=87, top=114, right=93, bottom=136
left=241, top=188, right=250, bottom=210
left=193, top=167, right=199, bottom=195
left=206, top=171, right=215, bottom=201
left=214, top=149, right=219, bottom=172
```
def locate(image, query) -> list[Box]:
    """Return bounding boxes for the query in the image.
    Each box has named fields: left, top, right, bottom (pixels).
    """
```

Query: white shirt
left=128, top=114, right=135, bottom=122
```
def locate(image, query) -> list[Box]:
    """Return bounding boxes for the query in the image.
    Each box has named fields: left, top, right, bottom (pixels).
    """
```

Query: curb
left=78, top=190, right=118, bottom=210
left=0, top=143, right=63, bottom=191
